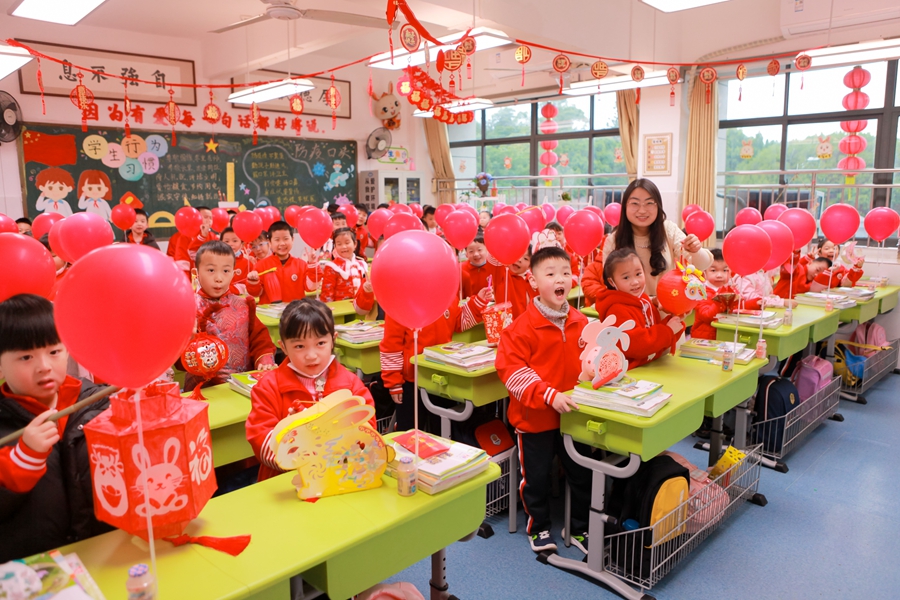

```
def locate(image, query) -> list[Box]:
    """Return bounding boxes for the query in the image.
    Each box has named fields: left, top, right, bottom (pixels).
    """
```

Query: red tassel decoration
left=251, top=102, right=259, bottom=145
left=670, top=86, right=675, bottom=107
left=467, top=58, right=472, bottom=80
left=368, top=67, right=374, bottom=116
left=738, top=85, right=742, bottom=102
left=123, top=82, right=131, bottom=137
left=36, top=57, right=45, bottom=115
left=164, top=534, right=252, bottom=556
left=165, top=88, right=180, bottom=146
left=558, top=73, right=563, bottom=95
left=636, top=88, right=641, bottom=105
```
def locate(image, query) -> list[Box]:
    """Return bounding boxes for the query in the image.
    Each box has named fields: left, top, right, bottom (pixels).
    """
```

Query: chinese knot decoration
left=552, top=54, right=571, bottom=95
left=666, top=67, right=679, bottom=106
left=202, top=90, right=221, bottom=125
left=632, top=65, right=645, bottom=104
left=326, top=74, right=341, bottom=130
left=289, top=93, right=304, bottom=115
left=698, top=67, right=717, bottom=105
left=250, top=102, right=261, bottom=145
left=539, top=103, right=559, bottom=183
left=164, top=88, right=181, bottom=146
left=515, top=45, right=532, bottom=87
left=70, top=72, right=95, bottom=132
left=736, top=64, right=747, bottom=101
left=838, top=66, right=871, bottom=184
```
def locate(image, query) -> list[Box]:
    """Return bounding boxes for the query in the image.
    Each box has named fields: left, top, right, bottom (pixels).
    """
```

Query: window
left=718, top=125, right=783, bottom=183
left=538, top=97, right=591, bottom=134
left=447, top=111, right=481, bottom=143
left=548, top=137, right=589, bottom=187
left=451, top=146, right=480, bottom=180
left=719, top=74, right=786, bottom=121
left=591, top=135, right=625, bottom=187
left=593, top=93, right=618, bottom=130
left=485, top=105, right=530, bottom=139
left=485, top=143, right=530, bottom=188
left=788, top=61, right=887, bottom=116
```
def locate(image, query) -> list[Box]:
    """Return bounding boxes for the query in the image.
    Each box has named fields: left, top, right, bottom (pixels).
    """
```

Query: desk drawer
left=715, top=327, right=807, bottom=361
left=334, top=345, right=381, bottom=375
left=415, top=362, right=508, bottom=407
left=810, top=311, right=840, bottom=342
left=452, top=323, right=487, bottom=344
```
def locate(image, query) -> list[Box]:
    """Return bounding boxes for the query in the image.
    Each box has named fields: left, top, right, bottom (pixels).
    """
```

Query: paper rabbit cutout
left=579, top=315, right=634, bottom=389
left=271, top=390, right=395, bottom=500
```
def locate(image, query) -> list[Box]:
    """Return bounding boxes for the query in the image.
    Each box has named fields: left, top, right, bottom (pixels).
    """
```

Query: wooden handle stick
left=0, top=385, right=120, bottom=447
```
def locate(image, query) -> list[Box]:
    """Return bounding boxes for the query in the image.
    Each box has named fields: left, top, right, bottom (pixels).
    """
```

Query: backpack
left=606, top=455, right=690, bottom=579
left=750, top=375, right=800, bottom=454
left=662, top=451, right=728, bottom=535
left=851, top=322, right=888, bottom=357
left=790, top=355, right=833, bottom=402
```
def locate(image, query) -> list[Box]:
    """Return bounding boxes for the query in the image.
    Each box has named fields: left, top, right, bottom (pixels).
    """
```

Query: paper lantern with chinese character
left=514, top=45, right=531, bottom=86
left=326, top=76, right=341, bottom=130
left=202, top=91, right=221, bottom=125
left=83, top=382, right=217, bottom=541
left=698, top=67, right=717, bottom=104
left=396, top=73, right=412, bottom=97
left=164, top=89, right=181, bottom=146
left=656, top=263, right=707, bottom=317
left=180, top=332, right=229, bottom=400
left=552, top=54, right=571, bottom=94
left=767, top=59, right=781, bottom=76
left=408, top=88, right=423, bottom=105
left=69, top=73, right=94, bottom=132
left=289, top=94, right=304, bottom=115
left=667, top=67, right=679, bottom=106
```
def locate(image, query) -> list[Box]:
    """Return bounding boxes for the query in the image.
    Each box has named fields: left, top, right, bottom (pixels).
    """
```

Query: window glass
left=536, top=97, right=591, bottom=135
left=540, top=138, right=589, bottom=189
left=485, top=105, right=531, bottom=139
left=718, top=125, right=783, bottom=184
left=719, top=74, right=786, bottom=120
left=593, top=92, right=619, bottom=130
left=591, top=135, right=626, bottom=187
left=450, top=146, right=481, bottom=199
left=787, top=62, right=887, bottom=116
left=485, top=143, right=531, bottom=195
left=447, top=110, right=482, bottom=142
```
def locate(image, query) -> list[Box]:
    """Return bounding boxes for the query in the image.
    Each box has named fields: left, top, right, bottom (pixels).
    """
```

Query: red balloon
left=57, top=212, right=114, bottom=262
left=0, top=214, right=17, bottom=234
left=519, top=206, right=547, bottom=235
left=443, top=210, right=478, bottom=250
left=723, top=225, right=772, bottom=276
left=682, top=204, right=702, bottom=223
left=492, top=202, right=507, bottom=217
left=296, top=208, right=332, bottom=248
left=564, top=210, right=605, bottom=257
left=541, top=203, right=556, bottom=222
left=735, top=207, right=762, bottom=226
left=390, top=203, right=413, bottom=215
left=110, top=204, right=136, bottom=231
left=48, top=219, right=74, bottom=264
left=499, top=205, right=517, bottom=215
left=338, top=204, right=359, bottom=227
left=32, top=212, right=64, bottom=240
left=820, top=203, right=860, bottom=245
left=484, top=214, right=530, bottom=265
left=435, top=203, right=457, bottom=228
left=284, top=205, right=303, bottom=228
left=777, top=208, right=816, bottom=250
left=864, top=207, right=900, bottom=242
left=456, top=203, right=478, bottom=220
left=371, top=230, right=459, bottom=330
left=175, top=207, right=202, bottom=237
left=583, top=205, right=606, bottom=226
left=515, top=203, right=529, bottom=212
left=232, top=211, right=264, bottom=243
left=684, top=211, right=715, bottom=242
left=764, top=204, right=787, bottom=221
left=367, top=208, right=392, bottom=239
left=604, top=203, right=622, bottom=227
left=0, top=233, right=57, bottom=302
left=211, top=207, right=230, bottom=232
left=409, top=203, right=424, bottom=218
left=267, top=205, right=281, bottom=223
left=383, top=212, right=425, bottom=240
left=256, top=207, right=276, bottom=230
left=556, top=204, right=575, bottom=226
left=757, top=220, right=794, bottom=272
left=55, top=245, right=195, bottom=389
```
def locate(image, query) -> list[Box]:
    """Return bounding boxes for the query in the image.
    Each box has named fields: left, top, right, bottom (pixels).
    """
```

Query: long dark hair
left=613, top=178, right=668, bottom=276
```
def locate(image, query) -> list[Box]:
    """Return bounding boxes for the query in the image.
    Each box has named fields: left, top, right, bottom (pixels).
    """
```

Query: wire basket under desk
left=486, top=446, right=516, bottom=518
left=604, top=445, right=763, bottom=590
left=839, top=339, right=899, bottom=401
left=750, top=375, right=841, bottom=461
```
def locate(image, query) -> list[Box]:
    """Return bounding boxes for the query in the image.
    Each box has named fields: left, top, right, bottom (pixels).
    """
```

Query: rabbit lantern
left=272, top=390, right=395, bottom=500
left=657, top=261, right=707, bottom=317
left=817, top=136, right=833, bottom=160
left=372, top=82, right=402, bottom=130
left=579, top=315, right=635, bottom=389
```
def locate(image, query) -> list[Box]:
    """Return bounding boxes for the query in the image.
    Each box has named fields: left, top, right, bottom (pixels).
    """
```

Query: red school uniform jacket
left=228, top=253, right=257, bottom=296
left=594, top=289, right=682, bottom=369
left=246, top=359, right=375, bottom=482
left=773, top=262, right=812, bottom=300
left=320, top=255, right=369, bottom=303
left=355, top=225, right=370, bottom=259
left=379, top=294, right=488, bottom=391
left=166, top=232, right=183, bottom=260
left=254, top=254, right=315, bottom=305
left=174, top=231, right=219, bottom=273
left=185, top=291, right=276, bottom=390
left=813, top=264, right=863, bottom=289
left=461, top=260, right=500, bottom=299
left=691, top=283, right=761, bottom=340
left=493, top=269, right=537, bottom=321
left=495, top=302, right=587, bottom=434
left=579, top=259, right=606, bottom=307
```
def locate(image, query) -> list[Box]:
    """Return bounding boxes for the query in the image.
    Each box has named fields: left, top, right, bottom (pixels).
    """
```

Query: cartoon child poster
left=34, top=167, right=75, bottom=216
left=77, top=170, right=113, bottom=221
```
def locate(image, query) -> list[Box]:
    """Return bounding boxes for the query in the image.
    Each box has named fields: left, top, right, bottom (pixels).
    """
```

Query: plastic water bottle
left=397, top=456, right=417, bottom=496
left=784, top=307, right=793, bottom=326
left=755, top=339, right=767, bottom=360
left=825, top=298, right=833, bottom=312
left=126, top=564, right=156, bottom=600
left=722, top=348, right=734, bottom=372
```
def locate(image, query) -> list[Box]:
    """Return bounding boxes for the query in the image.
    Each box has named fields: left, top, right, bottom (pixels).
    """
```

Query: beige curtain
left=682, top=78, right=719, bottom=245
left=616, top=89, right=639, bottom=181
left=422, top=119, right=455, bottom=204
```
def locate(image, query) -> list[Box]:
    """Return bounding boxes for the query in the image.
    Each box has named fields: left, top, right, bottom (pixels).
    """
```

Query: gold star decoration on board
left=205, top=138, right=218, bottom=153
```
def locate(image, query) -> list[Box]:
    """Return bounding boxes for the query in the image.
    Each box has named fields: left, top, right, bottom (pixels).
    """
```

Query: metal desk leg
left=419, top=388, right=474, bottom=439
left=429, top=531, right=477, bottom=600
left=542, top=438, right=653, bottom=600
left=509, top=445, right=518, bottom=534
left=707, top=416, right=724, bottom=469
left=733, top=401, right=750, bottom=451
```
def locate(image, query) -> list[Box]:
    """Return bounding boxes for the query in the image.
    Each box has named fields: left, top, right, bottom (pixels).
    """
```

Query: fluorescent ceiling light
left=413, top=109, right=434, bottom=118
left=369, top=27, right=511, bottom=70
left=801, top=39, right=900, bottom=68
left=563, top=70, right=671, bottom=96
left=227, top=78, right=315, bottom=105
left=641, top=0, right=730, bottom=12
left=442, top=97, right=494, bottom=112
left=0, top=44, right=34, bottom=81
left=10, top=0, right=108, bottom=26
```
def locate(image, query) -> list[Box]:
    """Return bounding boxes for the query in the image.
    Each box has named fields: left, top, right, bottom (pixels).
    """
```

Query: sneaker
left=562, top=529, right=589, bottom=554
left=529, top=530, right=558, bottom=553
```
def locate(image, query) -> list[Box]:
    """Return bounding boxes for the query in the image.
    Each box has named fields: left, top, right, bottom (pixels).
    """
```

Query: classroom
left=2, top=0, right=900, bottom=598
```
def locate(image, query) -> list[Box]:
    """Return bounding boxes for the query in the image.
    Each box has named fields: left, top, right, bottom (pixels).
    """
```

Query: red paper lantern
left=841, top=120, right=867, bottom=133
left=539, top=119, right=559, bottom=135
left=842, top=90, right=870, bottom=111
left=180, top=332, right=229, bottom=400
left=838, top=155, right=866, bottom=174
left=326, top=74, right=341, bottom=130
left=69, top=72, right=95, bottom=132
left=843, top=66, right=871, bottom=90
left=540, top=151, right=559, bottom=166
left=84, top=382, right=217, bottom=541
left=839, top=135, right=867, bottom=156
left=656, top=268, right=706, bottom=317
left=289, top=94, right=304, bottom=115
left=514, top=45, right=532, bottom=86
left=165, top=88, right=181, bottom=146
left=541, top=103, right=559, bottom=119
left=541, top=139, right=558, bottom=150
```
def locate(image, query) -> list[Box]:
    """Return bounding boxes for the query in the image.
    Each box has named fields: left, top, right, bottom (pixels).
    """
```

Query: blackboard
left=19, top=123, right=357, bottom=239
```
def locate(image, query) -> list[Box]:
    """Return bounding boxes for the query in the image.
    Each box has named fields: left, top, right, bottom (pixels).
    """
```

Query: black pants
left=518, top=429, right=592, bottom=535
left=394, top=381, right=456, bottom=433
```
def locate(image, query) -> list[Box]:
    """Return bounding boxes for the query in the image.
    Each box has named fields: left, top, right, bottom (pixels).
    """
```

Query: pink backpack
left=662, top=451, right=727, bottom=534
left=851, top=322, right=888, bottom=357
left=790, top=355, right=833, bottom=402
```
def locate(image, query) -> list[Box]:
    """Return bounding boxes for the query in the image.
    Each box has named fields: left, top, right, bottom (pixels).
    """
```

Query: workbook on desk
left=386, top=434, right=489, bottom=494
left=257, top=304, right=286, bottom=319
left=228, top=371, right=264, bottom=397
left=680, top=339, right=755, bottom=365
left=830, top=287, right=876, bottom=300
left=335, top=320, right=384, bottom=343
left=422, top=343, right=496, bottom=371
left=715, top=310, right=784, bottom=329
left=0, top=550, right=105, bottom=599
left=795, top=292, right=857, bottom=309
left=571, top=381, right=671, bottom=417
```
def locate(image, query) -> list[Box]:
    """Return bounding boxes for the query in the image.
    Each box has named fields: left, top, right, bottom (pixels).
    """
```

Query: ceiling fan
left=211, top=0, right=392, bottom=33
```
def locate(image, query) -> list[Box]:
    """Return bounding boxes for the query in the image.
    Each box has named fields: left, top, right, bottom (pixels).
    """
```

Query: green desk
left=414, top=357, right=507, bottom=408
left=61, top=465, right=500, bottom=600
left=875, top=285, right=900, bottom=314
left=840, top=298, right=880, bottom=324
left=713, top=305, right=836, bottom=360
left=334, top=337, right=381, bottom=376
left=186, top=384, right=253, bottom=468
left=580, top=305, right=695, bottom=327
left=567, top=286, right=583, bottom=308
left=258, top=300, right=358, bottom=343
left=452, top=322, right=487, bottom=343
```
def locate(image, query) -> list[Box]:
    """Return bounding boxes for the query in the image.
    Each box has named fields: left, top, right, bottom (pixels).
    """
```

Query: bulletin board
left=18, top=123, right=357, bottom=239
left=643, top=133, right=672, bottom=177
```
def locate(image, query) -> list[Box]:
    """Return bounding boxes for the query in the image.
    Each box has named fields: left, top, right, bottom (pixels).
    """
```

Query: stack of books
left=715, top=309, right=784, bottom=329
left=257, top=304, right=285, bottom=319
left=228, top=371, right=263, bottom=397
left=422, top=343, right=496, bottom=372
left=335, top=320, right=384, bottom=343
left=680, top=339, right=756, bottom=365
left=795, top=292, right=856, bottom=309
left=0, top=550, right=105, bottom=599
left=571, top=378, right=671, bottom=417
left=831, top=286, right=876, bottom=301
left=386, top=433, right=490, bottom=494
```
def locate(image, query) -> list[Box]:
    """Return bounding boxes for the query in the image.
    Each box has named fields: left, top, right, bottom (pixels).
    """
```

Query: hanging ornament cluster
left=69, top=72, right=95, bottom=132
left=539, top=103, right=559, bottom=183
left=249, top=102, right=260, bottom=145
left=631, top=65, right=645, bottom=104
left=164, top=87, right=181, bottom=146
left=838, top=65, right=871, bottom=184
left=553, top=54, right=571, bottom=94
left=459, top=35, right=476, bottom=81
left=122, top=82, right=132, bottom=137
left=515, top=45, right=532, bottom=87
left=401, top=66, right=472, bottom=125
left=736, top=63, right=747, bottom=101
left=326, top=74, right=341, bottom=130
left=289, top=93, right=304, bottom=115
left=202, top=90, right=221, bottom=125
left=666, top=67, right=679, bottom=106
left=698, top=67, right=717, bottom=105
left=795, top=53, right=812, bottom=90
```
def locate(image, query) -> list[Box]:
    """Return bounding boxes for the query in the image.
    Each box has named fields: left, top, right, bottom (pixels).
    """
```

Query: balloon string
left=459, top=261, right=463, bottom=303
left=504, top=267, right=509, bottom=305
left=577, top=257, right=584, bottom=311
left=734, top=275, right=741, bottom=351
left=413, top=328, right=420, bottom=465
left=134, top=387, right=158, bottom=595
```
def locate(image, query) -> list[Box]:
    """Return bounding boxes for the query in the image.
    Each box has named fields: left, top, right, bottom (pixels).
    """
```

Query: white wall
left=637, top=84, right=689, bottom=221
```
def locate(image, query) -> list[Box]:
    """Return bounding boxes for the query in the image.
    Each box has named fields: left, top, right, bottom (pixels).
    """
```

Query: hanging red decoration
left=326, top=74, right=341, bottom=130
left=289, top=94, right=305, bottom=115
left=399, top=23, right=421, bottom=52
left=460, top=35, right=476, bottom=80
left=591, top=60, right=609, bottom=82
left=842, top=90, right=870, bottom=111
left=36, top=57, right=45, bottom=115
left=250, top=102, right=260, bottom=145
left=698, top=67, right=717, bottom=105
left=553, top=54, right=571, bottom=94
left=767, top=59, right=781, bottom=76
left=396, top=72, right=412, bottom=97
left=418, top=95, right=433, bottom=111
left=843, top=66, right=871, bottom=89
left=736, top=63, right=747, bottom=101
left=123, top=82, right=132, bottom=137
left=666, top=67, right=679, bottom=106
left=432, top=105, right=445, bottom=122
left=444, top=49, right=464, bottom=72
left=515, top=45, right=531, bottom=87
left=164, top=88, right=180, bottom=145
left=631, top=65, right=645, bottom=104
left=448, top=74, right=456, bottom=95
left=202, top=90, right=221, bottom=124
left=839, top=65, right=871, bottom=184
left=181, top=332, right=229, bottom=400
left=539, top=103, right=559, bottom=183
left=69, top=72, right=95, bottom=132
left=794, top=54, right=812, bottom=71
left=841, top=120, right=867, bottom=133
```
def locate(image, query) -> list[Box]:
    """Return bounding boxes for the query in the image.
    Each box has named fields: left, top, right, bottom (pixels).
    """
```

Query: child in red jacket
left=807, top=239, right=865, bottom=290
left=175, top=206, right=219, bottom=276
left=220, top=227, right=259, bottom=296
left=380, top=287, right=491, bottom=431
left=593, top=249, right=684, bottom=368
left=495, top=246, right=592, bottom=555
left=493, top=248, right=537, bottom=321
left=246, top=298, right=374, bottom=482
left=320, top=228, right=372, bottom=307
left=691, top=249, right=761, bottom=340
left=774, top=253, right=830, bottom=299
left=251, top=221, right=317, bottom=305
left=461, top=234, right=500, bottom=299
left=185, top=241, right=276, bottom=391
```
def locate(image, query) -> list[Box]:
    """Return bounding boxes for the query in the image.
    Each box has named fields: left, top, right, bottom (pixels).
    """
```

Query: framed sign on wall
left=643, top=133, right=672, bottom=177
